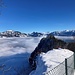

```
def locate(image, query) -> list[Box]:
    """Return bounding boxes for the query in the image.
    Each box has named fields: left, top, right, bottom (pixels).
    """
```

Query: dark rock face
left=53, top=38, right=66, bottom=49
left=66, top=43, right=75, bottom=52
left=31, top=35, right=66, bottom=55
left=34, top=35, right=54, bottom=53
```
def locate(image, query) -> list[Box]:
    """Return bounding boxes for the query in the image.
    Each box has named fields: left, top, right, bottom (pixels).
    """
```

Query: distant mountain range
left=0, top=30, right=27, bottom=37
left=50, top=30, right=75, bottom=36
left=0, top=30, right=75, bottom=37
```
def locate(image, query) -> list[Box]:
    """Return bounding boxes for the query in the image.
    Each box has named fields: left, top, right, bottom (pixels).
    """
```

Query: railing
left=44, top=54, right=74, bottom=75
left=74, top=53, right=75, bottom=69
left=67, top=54, right=74, bottom=75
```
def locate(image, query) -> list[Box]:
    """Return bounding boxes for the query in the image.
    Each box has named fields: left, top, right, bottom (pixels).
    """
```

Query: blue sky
left=0, top=0, right=75, bottom=33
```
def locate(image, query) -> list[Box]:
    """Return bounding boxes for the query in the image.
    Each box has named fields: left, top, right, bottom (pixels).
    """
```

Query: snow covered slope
left=29, top=49, right=74, bottom=75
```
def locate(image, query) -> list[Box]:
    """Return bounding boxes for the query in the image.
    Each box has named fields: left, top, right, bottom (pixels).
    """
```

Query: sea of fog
left=0, top=37, right=42, bottom=57
left=0, top=37, right=42, bottom=75
left=55, top=36, right=75, bottom=42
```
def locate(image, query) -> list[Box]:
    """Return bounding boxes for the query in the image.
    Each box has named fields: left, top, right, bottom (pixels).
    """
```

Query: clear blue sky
left=0, top=0, right=75, bottom=33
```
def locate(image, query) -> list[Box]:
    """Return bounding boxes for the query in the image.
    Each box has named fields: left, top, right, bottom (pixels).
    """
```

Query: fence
left=74, top=53, right=75, bottom=69
left=44, top=53, right=74, bottom=75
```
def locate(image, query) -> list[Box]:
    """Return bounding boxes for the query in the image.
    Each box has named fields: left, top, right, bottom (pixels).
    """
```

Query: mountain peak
left=65, top=30, right=69, bottom=32
left=6, top=30, right=14, bottom=32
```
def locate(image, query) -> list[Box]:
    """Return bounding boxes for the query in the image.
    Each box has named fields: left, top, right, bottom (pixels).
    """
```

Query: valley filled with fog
left=55, top=36, right=75, bottom=42
left=0, top=37, right=41, bottom=75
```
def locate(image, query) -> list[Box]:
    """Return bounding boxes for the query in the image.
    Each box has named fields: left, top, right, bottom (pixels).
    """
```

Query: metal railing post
left=74, top=53, right=75, bottom=69
left=65, top=58, right=68, bottom=75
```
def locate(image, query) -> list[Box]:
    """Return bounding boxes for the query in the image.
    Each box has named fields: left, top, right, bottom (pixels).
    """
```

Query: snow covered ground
left=29, top=49, right=74, bottom=75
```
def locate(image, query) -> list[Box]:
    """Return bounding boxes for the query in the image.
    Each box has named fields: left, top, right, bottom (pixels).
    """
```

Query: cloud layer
left=0, top=37, right=41, bottom=57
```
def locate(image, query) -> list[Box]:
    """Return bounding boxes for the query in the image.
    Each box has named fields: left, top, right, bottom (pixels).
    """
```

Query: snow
left=0, top=37, right=41, bottom=75
left=29, top=49, right=74, bottom=75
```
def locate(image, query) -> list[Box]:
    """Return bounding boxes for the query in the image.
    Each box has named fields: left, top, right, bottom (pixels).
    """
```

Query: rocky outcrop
left=29, top=35, right=67, bottom=59
left=34, top=35, right=66, bottom=53
left=66, top=42, right=75, bottom=52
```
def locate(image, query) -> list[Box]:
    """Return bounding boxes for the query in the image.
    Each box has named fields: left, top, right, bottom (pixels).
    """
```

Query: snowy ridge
left=29, top=49, right=74, bottom=75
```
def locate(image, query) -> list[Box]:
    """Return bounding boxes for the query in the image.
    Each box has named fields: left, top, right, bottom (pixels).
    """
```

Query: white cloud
left=0, top=37, right=41, bottom=56
left=0, top=37, right=42, bottom=75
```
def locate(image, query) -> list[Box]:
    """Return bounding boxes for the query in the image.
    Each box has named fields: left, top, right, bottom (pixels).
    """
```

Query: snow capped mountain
left=50, top=30, right=75, bottom=36
left=0, top=30, right=75, bottom=38
left=0, top=30, right=27, bottom=37
left=28, top=32, right=44, bottom=37
left=0, top=30, right=46, bottom=38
